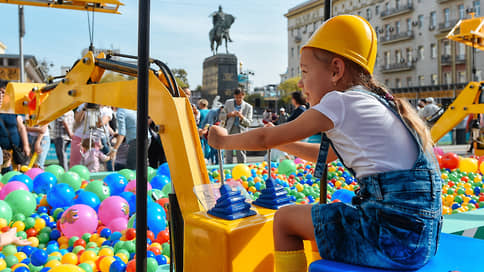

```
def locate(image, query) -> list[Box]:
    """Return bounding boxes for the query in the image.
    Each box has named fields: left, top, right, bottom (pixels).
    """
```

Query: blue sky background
left=1, top=0, right=302, bottom=88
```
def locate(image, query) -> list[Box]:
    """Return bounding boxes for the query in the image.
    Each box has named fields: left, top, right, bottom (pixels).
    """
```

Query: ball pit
left=0, top=150, right=479, bottom=271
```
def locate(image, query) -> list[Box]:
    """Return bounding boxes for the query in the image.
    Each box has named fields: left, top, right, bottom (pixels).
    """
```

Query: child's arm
left=0, top=228, right=31, bottom=247
left=276, top=142, right=338, bottom=163
left=209, top=109, right=333, bottom=151
left=98, top=151, right=111, bottom=162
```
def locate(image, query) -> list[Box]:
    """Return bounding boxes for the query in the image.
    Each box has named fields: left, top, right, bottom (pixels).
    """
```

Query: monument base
left=202, top=54, right=238, bottom=103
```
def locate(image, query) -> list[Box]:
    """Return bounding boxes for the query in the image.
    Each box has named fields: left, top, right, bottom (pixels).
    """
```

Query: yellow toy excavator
left=431, top=12, right=484, bottom=155
left=0, top=0, right=123, bottom=13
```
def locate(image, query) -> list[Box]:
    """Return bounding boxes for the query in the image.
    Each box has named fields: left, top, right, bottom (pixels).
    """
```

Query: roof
left=0, top=54, right=36, bottom=60
left=285, top=0, right=323, bottom=18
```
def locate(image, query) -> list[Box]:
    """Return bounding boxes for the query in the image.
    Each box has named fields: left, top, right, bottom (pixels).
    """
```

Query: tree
left=278, top=76, right=301, bottom=106
left=172, top=68, right=189, bottom=88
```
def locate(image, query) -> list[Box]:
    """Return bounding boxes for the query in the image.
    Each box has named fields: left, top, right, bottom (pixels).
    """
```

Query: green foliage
left=173, top=68, right=189, bottom=88
left=278, top=76, right=301, bottom=105
left=246, top=93, right=265, bottom=108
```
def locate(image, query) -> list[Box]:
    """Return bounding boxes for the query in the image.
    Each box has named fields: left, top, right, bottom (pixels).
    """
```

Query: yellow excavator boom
left=0, top=0, right=123, bottom=13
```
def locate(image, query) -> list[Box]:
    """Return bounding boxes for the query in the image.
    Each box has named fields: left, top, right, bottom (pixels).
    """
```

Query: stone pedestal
left=202, top=54, right=238, bottom=103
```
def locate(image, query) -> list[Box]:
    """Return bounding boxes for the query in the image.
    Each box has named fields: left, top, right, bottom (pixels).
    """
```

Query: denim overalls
left=311, top=88, right=443, bottom=270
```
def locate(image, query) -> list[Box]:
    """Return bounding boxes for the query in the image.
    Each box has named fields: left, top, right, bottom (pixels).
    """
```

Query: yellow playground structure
left=0, top=0, right=123, bottom=13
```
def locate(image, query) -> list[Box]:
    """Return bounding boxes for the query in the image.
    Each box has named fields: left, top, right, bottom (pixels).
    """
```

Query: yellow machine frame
left=431, top=13, right=484, bottom=155
left=0, top=0, right=123, bottom=13
left=2, top=51, right=317, bottom=271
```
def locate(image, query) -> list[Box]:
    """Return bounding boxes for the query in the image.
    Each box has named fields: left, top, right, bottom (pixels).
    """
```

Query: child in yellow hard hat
left=209, top=15, right=441, bottom=271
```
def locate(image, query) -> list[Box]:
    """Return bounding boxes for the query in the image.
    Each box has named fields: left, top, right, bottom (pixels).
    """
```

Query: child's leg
left=273, top=205, right=316, bottom=272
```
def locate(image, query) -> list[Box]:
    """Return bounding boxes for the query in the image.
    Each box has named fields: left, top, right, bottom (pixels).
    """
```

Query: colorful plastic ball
left=156, top=163, right=170, bottom=178
left=5, top=254, right=19, bottom=267
left=147, top=257, right=158, bottom=272
left=0, top=258, right=5, bottom=270
left=59, top=205, right=98, bottom=238
left=79, top=251, right=97, bottom=264
left=45, top=165, right=65, bottom=179
left=0, top=181, right=29, bottom=200
left=58, top=172, right=82, bottom=191
left=8, top=175, right=33, bottom=192
left=441, top=153, right=460, bottom=170
left=106, top=217, right=128, bottom=233
left=103, top=174, right=128, bottom=196
left=109, top=260, right=126, bottom=272
left=118, top=169, right=135, bottom=181
left=0, top=200, right=12, bottom=222
left=331, top=189, right=355, bottom=203
left=1, top=171, right=21, bottom=185
left=119, top=192, right=136, bottom=216
left=150, top=175, right=170, bottom=191
left=278, top=159, right=297, bottom=176
left=33, top=172, right=57, bottom=194
left=50, top=264, right=84, bottom=272
left=231, top=164, right=251, bottom=180
left=47, top=183, right=75, bottom=209
left=459, top=158, right=478, bottom=173
left=124, top=180, right=152, bottom=195
left=155, top=254, right=167, bottom=265
left=99, top=256, right=116, bottom=272
left=78, top=262, right=93, bottom=272
left=4, top=190, right=36, bottom=217
left=25, top=167, right=44, bottom=180
left=98, top=196, right=129, bottom=225
left=84, top=180, right=110, bottom=201
left=74, top=191, right=101, bottom=212
left=69, top=165, right=90, bottom=181
left=126, top=260, right=136, bottom=272
left=30, top=249, right=48, bottom=266
left=147, top=202, right=167, bottom=235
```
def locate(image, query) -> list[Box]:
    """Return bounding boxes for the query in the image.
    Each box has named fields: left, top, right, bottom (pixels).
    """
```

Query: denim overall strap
left=314, top=133, right=331, bottom=179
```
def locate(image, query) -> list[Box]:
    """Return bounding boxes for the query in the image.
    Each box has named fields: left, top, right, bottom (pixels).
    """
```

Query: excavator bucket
left=447, top=13, right=484, bottom=50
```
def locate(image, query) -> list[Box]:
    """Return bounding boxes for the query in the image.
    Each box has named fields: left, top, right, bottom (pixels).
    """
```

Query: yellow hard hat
left=301, top=15, right=377, bottom=74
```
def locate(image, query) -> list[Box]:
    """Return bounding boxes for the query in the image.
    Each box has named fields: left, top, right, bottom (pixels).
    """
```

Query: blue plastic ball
left=156, top=254, right=167, bottom=265
left=47, top=183, right=75, bottom=209
left=119, top=191, right=136, bottom=216
left=14, top=267, right=29, bottom=272
left=74, top=190, right=101, bottom=211
left=31, top=248, right=48, bottom=266
left=110, top=232, right=122, bottom=241
left=104, top=173, right=128, bottom=196
left=157, top=163, right=170, bottom=178
left=150, top=175, right=171, bottom=191
left=331, top=189, right=355, bottom=203
left=37, top=206, right=48, bottom=214
left=9, top=174, right=33, bottom=191
left=33, top=172, right=57, bottom=194
left=100, top=228, right=112, bottom=238
left=109, top=260, right=127, bottom=272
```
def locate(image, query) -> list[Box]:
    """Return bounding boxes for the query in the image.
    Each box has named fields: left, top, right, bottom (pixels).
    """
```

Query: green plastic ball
left=58, top=171, right=82, bottom=191
left=69, top=165, right=90, bottom=181
left=118, top=169, right=135, bottom=181
left=85, top=180, right=110, bottom=201
left=4, top=255, right=18, bottom=267
left=4, top=190, right=36, bottom=217
left=45, top=165, right=65, bottom=179
left=1, top=171, right=21, bottom=185
left=0, top=200, right=12, bottom=222
left=78, top=262, right=93, bottom=272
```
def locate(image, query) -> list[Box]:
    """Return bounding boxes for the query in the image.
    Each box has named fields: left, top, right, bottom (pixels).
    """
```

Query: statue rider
left=211, top=5, right=233, bottom=42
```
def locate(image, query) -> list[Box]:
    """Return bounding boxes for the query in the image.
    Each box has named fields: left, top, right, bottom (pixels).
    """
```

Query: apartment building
left=284, top=0, right=484, bottom=103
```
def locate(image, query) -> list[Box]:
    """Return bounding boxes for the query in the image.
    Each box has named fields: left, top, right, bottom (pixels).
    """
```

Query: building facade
left=285, top=0, right=484, bottom=103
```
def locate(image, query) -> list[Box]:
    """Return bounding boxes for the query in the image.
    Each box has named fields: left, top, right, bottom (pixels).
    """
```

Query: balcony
left=381, top=3, right=414, bottom=19
left=380, top=31, right=414, bottom=44
left=381, top=61, right=415, bottom=73
left=439, top=19, right=459, bottom=32
left=437, top=0, right=458, bottom=3
left=441, top=54, right=467, bottom=65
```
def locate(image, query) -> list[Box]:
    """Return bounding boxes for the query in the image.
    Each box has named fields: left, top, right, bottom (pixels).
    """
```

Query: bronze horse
left=209, top=14, right=235, bottom=55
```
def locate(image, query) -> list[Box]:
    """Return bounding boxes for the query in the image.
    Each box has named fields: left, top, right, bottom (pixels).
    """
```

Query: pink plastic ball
left=60, top=204, right=98, bottom=238
left=98, top=196, right=130, bottom=225
left=25, top=168, right=44, bottom=180
left=123, top=180, right=152, bottom=195
left=0, top=181, right=29, bottom=200
left=433, top=147, right=444, bottom=156
left=106, top=217, right=128, bottom=232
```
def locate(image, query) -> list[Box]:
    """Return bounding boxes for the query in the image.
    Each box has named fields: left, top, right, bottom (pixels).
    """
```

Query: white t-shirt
left=312, top=89, right=417, bottom=178
left=74, top=104, right=113, bottom=139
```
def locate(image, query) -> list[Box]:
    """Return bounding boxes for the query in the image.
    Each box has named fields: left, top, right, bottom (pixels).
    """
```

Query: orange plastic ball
left=99, top=256, right=116, bottom=272
left=80, top=250, right=97, bottom=263
left=61, top=252, right=78, bottom=265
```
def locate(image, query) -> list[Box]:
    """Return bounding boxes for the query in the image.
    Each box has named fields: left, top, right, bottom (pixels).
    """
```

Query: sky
left=1, top=0, right=302, bottom=88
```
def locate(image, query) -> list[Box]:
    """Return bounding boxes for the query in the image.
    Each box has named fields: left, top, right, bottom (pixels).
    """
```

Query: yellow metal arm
left=4, top=51, right=209, bottom=215
left=0, top=0, right=123, bottom=13
left=431, top=81, right=484, bottom=142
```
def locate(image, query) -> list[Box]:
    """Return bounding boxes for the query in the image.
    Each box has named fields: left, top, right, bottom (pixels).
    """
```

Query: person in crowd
left=419, top=97, right=441, bottom=123
left=52, top=111, right=74, bottom=171
left=198, top=99, right=210, bottom=128
left=0, top=80, right=30, bottom=173
left=287, top=91, right=307, bottom=122
left=109, top=108, right=143, bottom=170
left=26, top=124, right=50, bottom=168
left=262, top=108, right=273, bottom=124
left=80, top=138, right=111, bottom=172
left=183, top=87, right=200, bottom=125
left=223, top=88, right=253, bottom=164
left=277, top=108, right=289, bottom=125
left=209, top=15, right=441, bottom=272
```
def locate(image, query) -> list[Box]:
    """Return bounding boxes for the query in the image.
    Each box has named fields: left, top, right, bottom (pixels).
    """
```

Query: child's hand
left=34, top=143, right=42, bottom=154
left=208, top=125, right=228, bottom=149
left=0, top=228, right=31, bottom=247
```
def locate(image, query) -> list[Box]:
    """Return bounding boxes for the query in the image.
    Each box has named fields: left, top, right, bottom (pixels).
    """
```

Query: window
left=444, top=72, right=451, bottom=85
left=291, top=68, right=294, bottom=77
left=384, top=51, right=390, bottom=66
left=431, top=74, right=438, bottom=85
left=458, top=71, right=466, bottom=83
left=406, top=48, right=413, bottom=62
left=443, top=40, right=451, bottom=55
left=430, top=11, right=436, bottom=28
left=458, top=43, right=466, bottom=57
left=444, top=8, right=450, bottom=24
left=418, top=46, right=424, bottom=60
left=418, top=75, right=425, bottom=86
left=385, top=2, right=389, bottom=12
left=291, top=47, right=294, bottom=57
left=395, top=21, right=401, bottom=34
left=396, top=78, right=402, bottom=88
left=477, top=70, right=482, bottom=81
left=474, top=1, right=481, bottom=17
left=407, top=77, right=412, bottom=87
left=396, top=0, right=400, bottom=9
left=431, top=44, right=436, bottom=59
left=376, top=5, right=380, bottom=15
left=407, top=18, right=412, bottom=32
left=395, top=50, right=402, bottom=63
left=367, top=8, right=372, bottom=20
left=385, top=24, right=391, bottom=39
left=459, top=4, right=465, bottom=19
left=385, top=79, right=390, bottom=87
left=418, top=15, right=424, bottom=29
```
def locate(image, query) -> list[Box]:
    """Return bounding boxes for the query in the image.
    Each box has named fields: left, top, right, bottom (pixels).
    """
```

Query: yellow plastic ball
left=459, top=158, right=478, bottom=173
left=61, top=252, right=78, bottom=265
left=11, top=221, right=25, bottom=232
left=444, top=195, right=454, bottom=206
left=98, top=247, right=114, bottom=257
left=34, top=218, right=46, bottom=231
left=232, top=164, right=251, bottom=180
left=45, top=260, right=62, bottom=268
left=80, top=250, right=98, bottom=263
left=11, top=263, right=29, bottom=271
left=475, top=175, right=482, bottom=182
left=49, top=264, right=84, bottom=272
left=465, top=188, right=474, bottom=195
left=14, top=252, right=27, bottom=262
left=0, top=218, right=7, bottom=229
left=96, top=238, right=107, bottom=247
left=115, top=253, right=129, bottom=264
left=99, top=256, right=116, bottom=272
left=0, top=259, right=6, bottom=270
left=441, top=173, right=448, bottom=180
left=296, top=183, right=304, bottom=192
left=28, top=237, right=39, bottom=248
left=89, top=234, right=100, bottom=242
left=49, top=252, right=63, bottom=258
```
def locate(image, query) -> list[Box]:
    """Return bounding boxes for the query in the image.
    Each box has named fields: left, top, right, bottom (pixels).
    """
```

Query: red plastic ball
left=157, top=230, right=170, bottom=244
left=127, top=260, right=136, bottom=272
left=26, top=228, right=37, bottom=238
left=147, top=231, right=155, bottom=242
left=125, top=228, right=136, bottom=240
left=441, top=153, right=459, bottom=169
